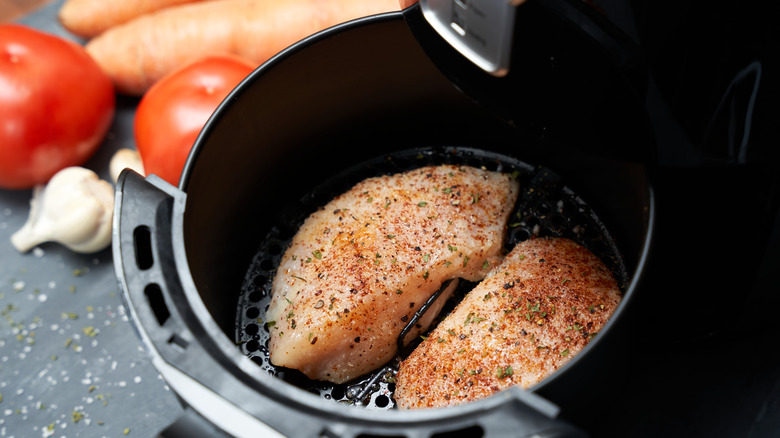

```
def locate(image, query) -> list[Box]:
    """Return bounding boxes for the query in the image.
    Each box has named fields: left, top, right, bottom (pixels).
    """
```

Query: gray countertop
left=0, top=1, right=184, bottom=436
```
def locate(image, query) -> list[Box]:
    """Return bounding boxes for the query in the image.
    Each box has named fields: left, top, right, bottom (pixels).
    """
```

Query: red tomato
left=0, top=24, right=115, bottom=190
left=134, top=55, right=255, bottom=186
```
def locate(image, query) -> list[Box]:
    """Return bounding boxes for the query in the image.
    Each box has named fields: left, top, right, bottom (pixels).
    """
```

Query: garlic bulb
left=109, top=148, right=145, bottom=183
left=11, top=167, right=114, bottom=254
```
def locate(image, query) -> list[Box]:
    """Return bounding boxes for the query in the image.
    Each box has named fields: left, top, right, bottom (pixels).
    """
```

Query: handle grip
left=113, top=169, right=193, bottom=364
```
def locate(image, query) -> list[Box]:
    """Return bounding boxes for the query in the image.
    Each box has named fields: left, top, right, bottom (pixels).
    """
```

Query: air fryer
left=112, top=0, right=777, bottom=437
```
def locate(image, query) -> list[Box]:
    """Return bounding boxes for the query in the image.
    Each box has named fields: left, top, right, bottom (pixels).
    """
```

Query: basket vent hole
left=432, top=425, right=484, bottom=438
left=374, top=394, right=390, bottom=408
left=144, top=283, right=170, bottom=326
left=245, top=323, right=259, bottom=336
left=245, top=340, right=260, bottom=352
left=331, top=386, right=346, bottom=400
left=133, top=225, right=154, bottom=270
left=259, top=258, right=274, bottom=271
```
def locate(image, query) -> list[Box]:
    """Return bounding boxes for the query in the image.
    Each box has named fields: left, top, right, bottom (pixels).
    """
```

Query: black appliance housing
left=113, top=1, right=780, bottom=437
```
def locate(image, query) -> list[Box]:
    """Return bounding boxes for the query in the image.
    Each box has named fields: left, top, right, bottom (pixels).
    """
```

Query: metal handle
left=419, top=0, right=521, bottom=76
left=404, top=0, right=654, bottom=164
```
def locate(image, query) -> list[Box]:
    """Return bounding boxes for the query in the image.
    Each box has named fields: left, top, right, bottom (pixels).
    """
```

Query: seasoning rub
left=394, top=237, right=622, bottom=408
left=266, top=165, right=519, bottom=384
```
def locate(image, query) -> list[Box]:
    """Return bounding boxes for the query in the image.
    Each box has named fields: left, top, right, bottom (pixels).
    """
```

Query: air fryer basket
left=113, top=9, right=654, bottom=438
left=235, top=146, right=631, bottom=410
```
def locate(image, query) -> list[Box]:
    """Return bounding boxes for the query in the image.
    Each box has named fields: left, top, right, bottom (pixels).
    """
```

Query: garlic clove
left=11, top=167, right=115, bottom=254
left=109, top=148, right=145, bottom=183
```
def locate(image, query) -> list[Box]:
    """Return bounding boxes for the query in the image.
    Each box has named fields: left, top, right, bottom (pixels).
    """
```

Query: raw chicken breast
left=267, top=165, right=520, bottom=383
left=394, top=237, right=622, bottom=409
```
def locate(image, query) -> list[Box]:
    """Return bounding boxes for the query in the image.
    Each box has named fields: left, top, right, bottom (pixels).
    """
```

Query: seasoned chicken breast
left=267, top=165, right=520, bottom=384
left=394, top=237, right=621, bottom=408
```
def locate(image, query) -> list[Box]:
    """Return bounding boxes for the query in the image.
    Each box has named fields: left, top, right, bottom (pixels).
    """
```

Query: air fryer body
left=112, top=1, right=780, bottom=437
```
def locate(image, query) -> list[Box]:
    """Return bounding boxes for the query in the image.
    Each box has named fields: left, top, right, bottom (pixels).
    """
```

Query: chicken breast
left=394, top=237, right=622, bottom=409
left=267, top=165, right=520, bottom=384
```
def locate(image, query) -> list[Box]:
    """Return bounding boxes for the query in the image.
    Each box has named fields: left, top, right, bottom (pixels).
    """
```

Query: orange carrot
left=58, top=0, right=214, bottom=39
left=85, top=0, right=400, bottom=95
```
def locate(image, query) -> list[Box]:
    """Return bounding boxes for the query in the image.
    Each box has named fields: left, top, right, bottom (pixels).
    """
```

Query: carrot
left=58, top=0, right=214, bottom=39
left=85, top=0, right=400, bottom=96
